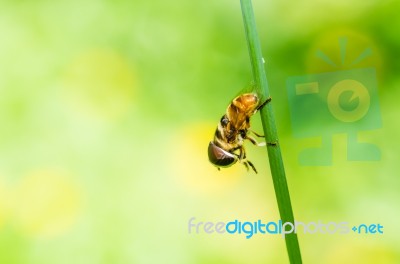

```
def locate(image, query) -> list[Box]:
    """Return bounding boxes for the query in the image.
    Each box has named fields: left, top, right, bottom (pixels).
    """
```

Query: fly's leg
left=242, top=160, right=258, bottom=173
left=238, top=146, right=246, bottom=161
left=245, top=135, right=277, bottom=147
left=249, top=130, right=264, bottom=138
left=238, top=146, right=258, bottom=174
left=246, top=160, right=258, bottom=174
left=243, top=161, right=250, bottom=172
left=245, top=135, right=267, bottom=147
left=256, top=96, right=272, bottom=111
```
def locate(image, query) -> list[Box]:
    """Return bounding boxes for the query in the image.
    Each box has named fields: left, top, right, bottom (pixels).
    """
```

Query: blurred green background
left=0, top=0, right=399, bottom=263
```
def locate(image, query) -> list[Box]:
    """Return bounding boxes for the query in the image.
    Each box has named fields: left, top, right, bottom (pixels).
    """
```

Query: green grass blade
left=239, top=0, right=303, bottom=263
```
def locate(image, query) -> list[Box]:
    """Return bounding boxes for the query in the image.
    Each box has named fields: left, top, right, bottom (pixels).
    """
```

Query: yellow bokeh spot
left=63, top=49, right=136, bottom=119
left=169, top=123, right=245, bottom=194
left=11, top=170, right=81, bottom=238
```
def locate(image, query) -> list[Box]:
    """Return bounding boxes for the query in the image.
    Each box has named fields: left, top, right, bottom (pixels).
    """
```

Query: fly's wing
left=233, top=82, right=258, bottom=99
left=232, top=83, right=266, bottom=105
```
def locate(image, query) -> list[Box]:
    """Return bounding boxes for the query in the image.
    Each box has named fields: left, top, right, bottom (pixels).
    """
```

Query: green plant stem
left=240, top=0, right=302, bottom=263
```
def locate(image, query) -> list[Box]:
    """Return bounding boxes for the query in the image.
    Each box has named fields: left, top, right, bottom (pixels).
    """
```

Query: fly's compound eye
left=220, top=116, right=229, bottom=127
left=208, top=142, right=238, bottom=168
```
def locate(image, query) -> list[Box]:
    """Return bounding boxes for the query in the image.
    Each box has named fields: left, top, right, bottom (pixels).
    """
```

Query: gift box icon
left=287, top=59, right=381, bottom=165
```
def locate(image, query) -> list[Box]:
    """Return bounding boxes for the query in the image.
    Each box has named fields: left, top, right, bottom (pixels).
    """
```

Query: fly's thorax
left=225, top=93, right=260, bottom=131
left=231, top=93, right=259, bottom=113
